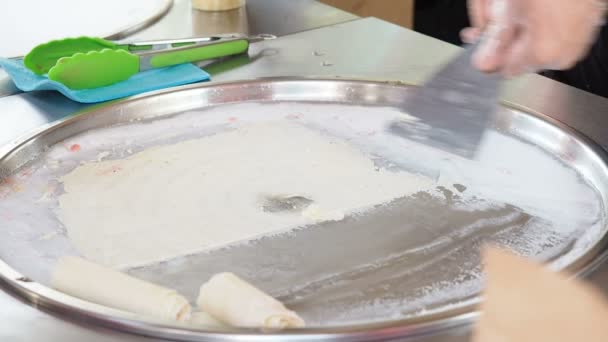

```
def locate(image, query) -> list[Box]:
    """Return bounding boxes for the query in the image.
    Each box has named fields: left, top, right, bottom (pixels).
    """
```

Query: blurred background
left=320, top=0, right=469, bottom=46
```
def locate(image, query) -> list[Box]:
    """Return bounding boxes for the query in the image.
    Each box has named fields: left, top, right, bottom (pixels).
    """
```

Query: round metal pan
left=0, top=79, right=607, bottom=341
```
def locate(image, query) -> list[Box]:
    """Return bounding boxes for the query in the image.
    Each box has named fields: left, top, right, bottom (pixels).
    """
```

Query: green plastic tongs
left=23, top=33, right=276, bottom=90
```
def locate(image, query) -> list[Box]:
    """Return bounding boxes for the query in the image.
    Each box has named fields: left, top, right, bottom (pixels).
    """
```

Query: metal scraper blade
left=388, top=44, right=502, bottom=159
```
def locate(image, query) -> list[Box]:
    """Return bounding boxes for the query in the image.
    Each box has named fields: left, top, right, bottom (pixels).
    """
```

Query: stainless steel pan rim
left=4, top=0, right=174, bottom=60
left=1, top=78, right=607, bottom=341
left=104, top=0, right=174, bottom=41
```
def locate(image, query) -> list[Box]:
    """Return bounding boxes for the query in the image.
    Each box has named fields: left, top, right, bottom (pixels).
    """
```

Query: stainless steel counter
left=125, top=0, right=359, bottom=40
left=2, top=2, right=608, bottom=341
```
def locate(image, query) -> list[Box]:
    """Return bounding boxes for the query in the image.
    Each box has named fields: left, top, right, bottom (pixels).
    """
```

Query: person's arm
left=462, top=0, right=608, bottom=77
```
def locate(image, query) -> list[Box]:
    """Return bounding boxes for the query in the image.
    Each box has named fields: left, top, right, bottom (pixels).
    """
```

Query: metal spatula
left=388, top=42, right=502, bottom=159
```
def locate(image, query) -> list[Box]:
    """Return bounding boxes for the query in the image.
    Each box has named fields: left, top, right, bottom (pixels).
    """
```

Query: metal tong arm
left=120, top=34, right=277, bottom=53
left=130, top=34, right=277, bottom=71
